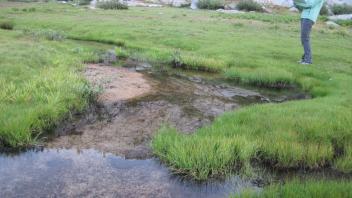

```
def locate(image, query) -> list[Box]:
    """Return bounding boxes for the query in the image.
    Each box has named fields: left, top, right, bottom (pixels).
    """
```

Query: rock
left=190, top=0, right=198, bottom=9
left=216, top=9, right=245, bottom=14
left=327, top=7, right=334, bottom=16
left=126, top=1, right=163, bottom=7
left=159, top=0, right=190, bottom=7
left=171, top=0, right=190, bottom=7
left=102, top=50, right=117, bottom=65
left=135, top=62, right=152, bottom=71
left=328, top=14, right=352, bottom=21
left=255, top=0, right=293, bottom=7
left=262, top=6, right=273, bottom=13
left=89, top=0, right=97, bottom=9
left=289, top=7, right=299, bottom=12
left=224, top=3, right=237, bottom=10
left=326, top=21, right=340, bottom=28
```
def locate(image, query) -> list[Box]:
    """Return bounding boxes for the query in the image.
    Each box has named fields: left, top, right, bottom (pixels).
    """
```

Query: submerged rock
left=102, top=50, right=117, bottom=65
left=135, top=62, right=152, bottom=71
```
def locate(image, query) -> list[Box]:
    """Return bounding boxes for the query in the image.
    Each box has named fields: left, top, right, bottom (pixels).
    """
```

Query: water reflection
left=0, top=148, right=257, bottom=198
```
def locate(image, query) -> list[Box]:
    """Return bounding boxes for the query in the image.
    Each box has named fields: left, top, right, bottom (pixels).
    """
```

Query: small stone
left=171, top=0, right=190, bottom=7
left=135, top=62, right=152, bottom=71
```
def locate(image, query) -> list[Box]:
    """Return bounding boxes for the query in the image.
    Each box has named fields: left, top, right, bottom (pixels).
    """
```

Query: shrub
left=0, top=21, right=14, bottom=30
left=74, top=0, right=91, bottom=5
left=336, top=19, right=352, bottom=27
left=197, top=0, right=225, bottom=10
left=236, top=0, right=263, bottom=12
left=28, top=7, right=36, bottom=12
left=319, top=3, right=328, bottom=16
left=97, top=0, right=128, bottom=10
left=331, top=4, right=352, bottom=15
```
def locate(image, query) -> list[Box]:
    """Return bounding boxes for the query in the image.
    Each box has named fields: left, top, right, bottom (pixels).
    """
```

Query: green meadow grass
left=234, top=179, right=352, bottom=197
left=0, top=29, right=108, bottom=148
left=0, top=2, right=351, bottom=182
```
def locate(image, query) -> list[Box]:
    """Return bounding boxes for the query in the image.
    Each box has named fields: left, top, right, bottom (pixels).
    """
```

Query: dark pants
left=301, top=18, right=314, bottom=63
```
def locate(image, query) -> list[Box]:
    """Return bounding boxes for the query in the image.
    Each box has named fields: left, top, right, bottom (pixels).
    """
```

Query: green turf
left=234, top=179, right=352, bottom=198
left=0, top=2, right=351, bottom=181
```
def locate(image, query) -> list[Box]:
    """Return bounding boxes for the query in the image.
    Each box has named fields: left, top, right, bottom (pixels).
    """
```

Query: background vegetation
left=236, top=0, right=263, bottom=12
left=97, top=0, right=128, bottom=10
left=331, top=3, right=352, bottom=15
left=235, top=180, right=352, bottom=198
left=197, top=0, right=225, bottom=10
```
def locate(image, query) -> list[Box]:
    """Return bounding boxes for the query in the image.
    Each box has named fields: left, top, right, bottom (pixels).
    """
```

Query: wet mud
left=47, top=63, right=304, bottom=159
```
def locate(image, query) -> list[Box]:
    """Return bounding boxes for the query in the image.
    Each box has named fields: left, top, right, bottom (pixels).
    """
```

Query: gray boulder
left=326, top=21, right=341, bottom=28
left=171, top=0, right=190, bottom=7
left=262, top=6, right=273, bottom=13
left=190, top=0, right=198, bottom=9
left=328, top=14, right=352, bottom=21
left=224, top=3, right=237, bottom=10
left=289, top=7, right=299, bottom=12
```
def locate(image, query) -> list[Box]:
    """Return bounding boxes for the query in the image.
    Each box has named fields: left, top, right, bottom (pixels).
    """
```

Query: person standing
left=294, top=0, right=325, bottom=64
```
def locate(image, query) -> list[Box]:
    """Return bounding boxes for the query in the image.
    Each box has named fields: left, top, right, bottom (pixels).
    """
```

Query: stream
left=0, top=62, right=309, bottom=197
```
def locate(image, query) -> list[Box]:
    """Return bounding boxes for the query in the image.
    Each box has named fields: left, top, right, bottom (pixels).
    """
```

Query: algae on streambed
left=47, top=62, right=308, bottom=159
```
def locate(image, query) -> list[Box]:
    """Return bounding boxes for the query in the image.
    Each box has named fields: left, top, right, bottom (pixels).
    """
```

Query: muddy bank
left=47, top=63, right=306, bottom=159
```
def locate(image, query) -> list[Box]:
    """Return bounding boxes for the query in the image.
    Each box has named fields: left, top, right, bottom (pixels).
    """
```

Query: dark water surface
left=0, top=148, right=257, bottom=198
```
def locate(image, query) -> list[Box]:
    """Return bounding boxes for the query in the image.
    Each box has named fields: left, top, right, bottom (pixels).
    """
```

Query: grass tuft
left=197, top=0, right=225, bottom=10
left=236, top=0, right=263, bottom=12
left=234, top=179, right=352, bottom=198
left=225, top=67, right=295, bottom=88
left=0, top=20, right=14, bottom=30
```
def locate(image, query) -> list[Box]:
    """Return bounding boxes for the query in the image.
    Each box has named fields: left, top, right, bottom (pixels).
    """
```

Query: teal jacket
left=294, top=0, right=325, bottom=22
